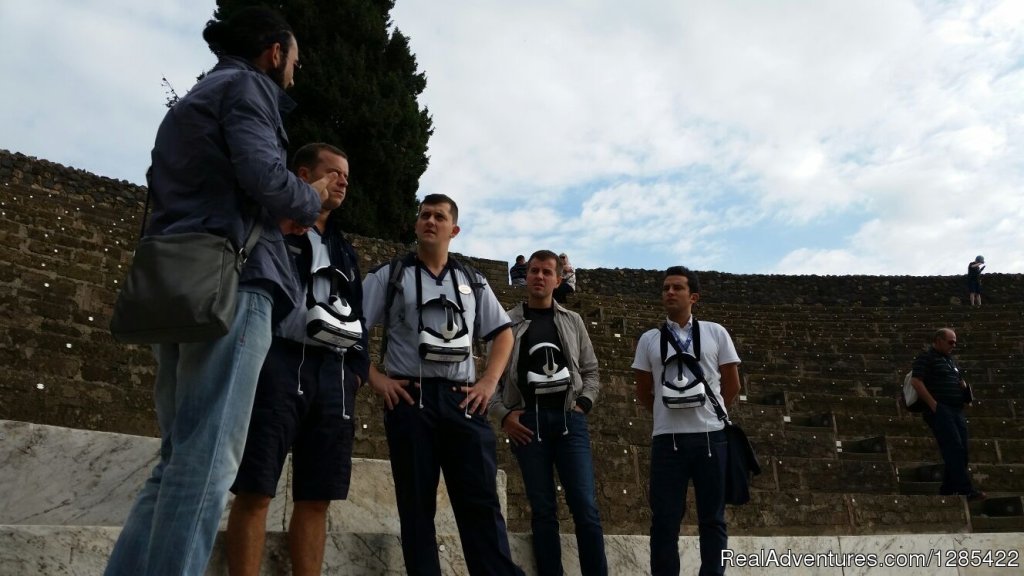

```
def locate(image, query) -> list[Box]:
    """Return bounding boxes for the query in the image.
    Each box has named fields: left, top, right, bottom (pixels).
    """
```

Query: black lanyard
left=414, top=259, right=468, bottom=333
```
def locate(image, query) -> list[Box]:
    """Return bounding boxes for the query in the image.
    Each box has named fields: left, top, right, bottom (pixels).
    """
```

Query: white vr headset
left=307, top=299, right=362, bottom=350
left=418, top=295, right=471, bottom=363
left=305, top=266, right=361, bottom=350
left=526, top=342, right=570, bottom=395
left=661, top=349, right=706, bottom=409
left=661, top=374, right=707, bottom=409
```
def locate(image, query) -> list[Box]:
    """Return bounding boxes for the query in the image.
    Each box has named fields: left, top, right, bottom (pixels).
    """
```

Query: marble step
left=3, top=525, right=1022, bottom=576
left=0, top=419, right=505, bottom=535
left=0, top=525, right=491, bottom=576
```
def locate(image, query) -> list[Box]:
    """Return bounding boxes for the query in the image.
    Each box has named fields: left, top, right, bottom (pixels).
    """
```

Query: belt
left=389, top=375, right=468, bottom=386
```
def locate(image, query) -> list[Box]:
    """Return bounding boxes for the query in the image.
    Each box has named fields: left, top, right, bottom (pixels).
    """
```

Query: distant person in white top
left=552, top=252, right=576, bottom=303
left=632, top=266, right=740, bottom=576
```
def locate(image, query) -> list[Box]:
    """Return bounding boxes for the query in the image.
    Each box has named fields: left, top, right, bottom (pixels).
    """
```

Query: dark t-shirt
left=519, top=305, right=568, bottom=409
left=912, top=348, right=964, bottom=408
left=509, top=262, right=527, bottom=285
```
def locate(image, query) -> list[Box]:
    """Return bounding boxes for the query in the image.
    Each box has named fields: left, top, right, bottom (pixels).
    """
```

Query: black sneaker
left=965, top=490, right=987, bottom=501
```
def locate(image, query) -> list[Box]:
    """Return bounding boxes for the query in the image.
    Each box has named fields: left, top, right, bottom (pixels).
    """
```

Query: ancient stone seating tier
left=2, top=149, right=1024, bottom=547
left=482, top=291, right=1024, bottom=535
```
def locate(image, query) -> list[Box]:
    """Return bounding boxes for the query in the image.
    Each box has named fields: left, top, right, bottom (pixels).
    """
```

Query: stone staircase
left=0, top=419, right=528, bottom=575
left=4, top=152, right=1024, bottom=573
left=4, top=419, right=1022, bottom=575
left=540, top=289, right=1024, bottom=537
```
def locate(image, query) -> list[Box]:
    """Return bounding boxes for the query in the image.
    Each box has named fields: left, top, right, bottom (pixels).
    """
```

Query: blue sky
left=3, top=0, right=1023, bottom=274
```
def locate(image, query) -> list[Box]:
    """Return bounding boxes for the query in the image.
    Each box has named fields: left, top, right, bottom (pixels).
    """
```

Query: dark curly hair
left=202, top=6, right=294, bottom=60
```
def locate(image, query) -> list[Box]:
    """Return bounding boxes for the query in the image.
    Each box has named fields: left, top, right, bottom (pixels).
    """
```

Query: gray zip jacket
left=489, top=301, right=600, bottom=425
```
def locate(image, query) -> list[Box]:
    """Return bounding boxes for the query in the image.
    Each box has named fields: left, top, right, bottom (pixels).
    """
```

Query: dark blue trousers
left=384, top=380, right=524, bottom=576
left=649, top=430, right=728, bottom=576
left=923, top=403, right=974, bottom=494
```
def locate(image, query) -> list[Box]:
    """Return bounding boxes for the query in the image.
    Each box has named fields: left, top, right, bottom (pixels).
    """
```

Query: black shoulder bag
left=674, top=321, right=761, bottom=505
left=110, top=181, right=263, bottom=344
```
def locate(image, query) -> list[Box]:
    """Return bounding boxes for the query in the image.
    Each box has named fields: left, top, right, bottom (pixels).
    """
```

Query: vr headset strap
left=305, top=264, right=351, bottom=311
left=414, top=259, right=470, bottom=336
left=660, top=319, right=728, bottom=422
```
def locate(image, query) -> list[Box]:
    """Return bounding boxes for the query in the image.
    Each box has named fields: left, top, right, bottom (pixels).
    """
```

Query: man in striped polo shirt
left=909, top=328, right=985, bottom=500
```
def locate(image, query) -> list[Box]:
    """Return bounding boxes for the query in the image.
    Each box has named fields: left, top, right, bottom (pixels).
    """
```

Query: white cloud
left=2, top=0, right=1022, bottom=274
left=0, top=0, right=215, bottom=183
left=392, top=0, right=1024, bottom=273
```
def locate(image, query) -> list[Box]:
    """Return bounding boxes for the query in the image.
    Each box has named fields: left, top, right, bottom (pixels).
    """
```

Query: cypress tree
left=214, top=0, right=432, bottom=241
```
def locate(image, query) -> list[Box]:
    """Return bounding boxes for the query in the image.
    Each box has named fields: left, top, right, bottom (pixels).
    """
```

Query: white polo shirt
left=632, top=316, right=740, bottom=435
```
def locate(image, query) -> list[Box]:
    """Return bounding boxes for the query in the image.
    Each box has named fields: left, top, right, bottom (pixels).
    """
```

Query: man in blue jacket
left=105, top=8, right=331, bottom=576
left=226, top=143, right=369, bottom=576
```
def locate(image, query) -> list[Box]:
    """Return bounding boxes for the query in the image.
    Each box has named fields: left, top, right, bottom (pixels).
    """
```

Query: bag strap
left=237, top=217, right=263, bottom=267
left=140, top=166, right=262, bottom=266
left=703, top=377, right=730, bottom=424
left=380, top=254, right=413, bottom=361
left=139, top=167, right=154, bottom=239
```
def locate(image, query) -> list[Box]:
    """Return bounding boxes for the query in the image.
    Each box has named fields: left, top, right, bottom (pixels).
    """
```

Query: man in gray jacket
left=105, top=7, right=330, bottom=576
left=490, top=249, right=608, bottom=576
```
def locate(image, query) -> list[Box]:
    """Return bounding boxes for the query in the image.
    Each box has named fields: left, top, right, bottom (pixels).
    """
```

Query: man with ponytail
left=105, top=7, right=331, bottom=576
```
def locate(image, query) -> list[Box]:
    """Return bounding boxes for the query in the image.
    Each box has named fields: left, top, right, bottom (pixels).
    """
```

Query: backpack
left=900, top=370, right=926, bottom=412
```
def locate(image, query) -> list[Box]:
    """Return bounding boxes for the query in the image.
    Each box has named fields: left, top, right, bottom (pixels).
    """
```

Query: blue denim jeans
left=923, top=403, right=973, bottom=494
left=104, top=290, right=273, bottom=576
left=649, top=430, right=728, bottom=576
left=512, top=408, right=607, bottom=576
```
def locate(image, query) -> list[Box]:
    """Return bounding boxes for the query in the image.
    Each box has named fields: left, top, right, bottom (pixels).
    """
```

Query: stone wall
left=4, top=149, right=1023, bottom=537
left=578, top=268, right=1024, bottom=307
left=0, top=149, right=509, bottom=437
left=0, top=151, right=154, bottom=434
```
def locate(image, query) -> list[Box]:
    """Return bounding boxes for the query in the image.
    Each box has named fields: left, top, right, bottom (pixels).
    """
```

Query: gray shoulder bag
left=109, top=184, right=263, bottom=344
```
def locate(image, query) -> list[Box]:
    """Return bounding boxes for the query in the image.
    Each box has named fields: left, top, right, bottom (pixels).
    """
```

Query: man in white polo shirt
left=632, top=266, right=740, bottom=576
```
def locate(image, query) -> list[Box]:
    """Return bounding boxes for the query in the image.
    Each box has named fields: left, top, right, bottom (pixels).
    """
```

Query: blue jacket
left=146, top=56, right=321, bottom=317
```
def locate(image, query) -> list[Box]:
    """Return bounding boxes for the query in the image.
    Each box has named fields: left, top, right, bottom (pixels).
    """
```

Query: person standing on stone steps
left=225, top=143, right=368, bottom=576
left=509, top=254, right=527, bottom=287
left=632, top=266, right=741, bottom=576
left=552, top=252, right=576, bottom=303
left=967, top=255, right=985, bottom=306
left=909, top=328, right=986, bottom=501
left=361, top=194, right=525, bottom=576
left=104, top=8, right=332, bottom=576
left=490, top=249, right=608, bottom=576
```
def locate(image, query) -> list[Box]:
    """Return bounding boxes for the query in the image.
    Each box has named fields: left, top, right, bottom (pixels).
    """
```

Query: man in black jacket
left=226, top=143, right=369, bottom=576
left=909, top=328, right=985, bottom=500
